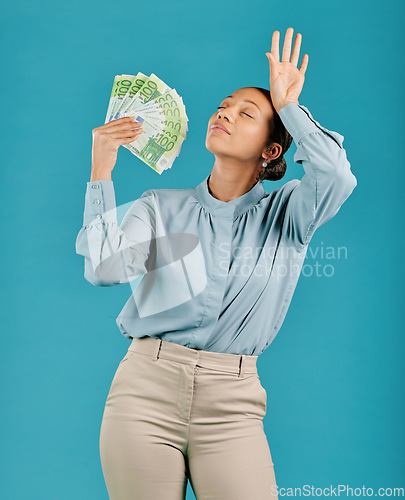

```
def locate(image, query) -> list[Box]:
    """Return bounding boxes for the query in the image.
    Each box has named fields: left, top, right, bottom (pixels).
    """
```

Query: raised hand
left=265, top=27, right=309, bottom=113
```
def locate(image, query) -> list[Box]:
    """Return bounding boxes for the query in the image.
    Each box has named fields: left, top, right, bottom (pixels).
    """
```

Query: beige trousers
left=99, top=336, right=278, bottom=499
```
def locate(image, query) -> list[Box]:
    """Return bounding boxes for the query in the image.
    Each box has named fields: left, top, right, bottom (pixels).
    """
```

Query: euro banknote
left=104, top=73, right=189, bottom=174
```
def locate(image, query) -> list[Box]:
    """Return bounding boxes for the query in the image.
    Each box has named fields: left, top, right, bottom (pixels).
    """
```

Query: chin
left=205, top=137, right=229, bottom=155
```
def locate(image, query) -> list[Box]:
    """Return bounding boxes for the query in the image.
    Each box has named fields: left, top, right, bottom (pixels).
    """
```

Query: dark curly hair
left=250, top=87, right=293, bottom=182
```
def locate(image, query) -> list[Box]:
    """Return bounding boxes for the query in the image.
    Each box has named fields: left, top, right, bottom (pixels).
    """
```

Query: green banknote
left=104, top=72, right=189, bottom=174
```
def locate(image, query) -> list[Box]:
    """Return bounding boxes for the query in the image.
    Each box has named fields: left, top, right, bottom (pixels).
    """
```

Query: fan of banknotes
left=104, top=72, right=189, bottom=175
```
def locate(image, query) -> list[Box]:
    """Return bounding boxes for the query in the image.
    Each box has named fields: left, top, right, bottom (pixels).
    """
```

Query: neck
left=208, top=159, right=260, bottom=203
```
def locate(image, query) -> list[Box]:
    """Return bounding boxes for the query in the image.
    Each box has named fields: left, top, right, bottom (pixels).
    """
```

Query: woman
left=76, top=28, right=357, bottom=500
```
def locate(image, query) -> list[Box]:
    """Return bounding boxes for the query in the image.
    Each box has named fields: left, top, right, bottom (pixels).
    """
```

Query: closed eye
left=217, top=106, right=253, bottom=118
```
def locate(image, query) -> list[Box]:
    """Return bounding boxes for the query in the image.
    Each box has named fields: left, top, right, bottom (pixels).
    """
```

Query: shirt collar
left=193, top=174, right=267, bottom=219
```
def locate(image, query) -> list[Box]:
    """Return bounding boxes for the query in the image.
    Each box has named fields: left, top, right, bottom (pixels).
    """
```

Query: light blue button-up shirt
left=75, top=102, right=357, bottom=355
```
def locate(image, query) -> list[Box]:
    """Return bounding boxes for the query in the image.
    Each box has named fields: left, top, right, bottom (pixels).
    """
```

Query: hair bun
left=262, top=156, right=287, bottom=181
left=272, top=155, right=284, bottom=166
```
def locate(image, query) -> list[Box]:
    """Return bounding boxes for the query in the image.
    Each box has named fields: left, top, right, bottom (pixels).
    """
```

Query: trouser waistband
left=128, top=336, right=258, bottom=377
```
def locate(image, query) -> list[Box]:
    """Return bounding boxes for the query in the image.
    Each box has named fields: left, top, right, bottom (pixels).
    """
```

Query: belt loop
left=238, top=354, right=245, bottom=378
left=152, top=339, right=162, bottom=361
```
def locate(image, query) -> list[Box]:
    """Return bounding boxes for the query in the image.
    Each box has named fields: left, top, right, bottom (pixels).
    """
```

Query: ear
left=263, top=143, right=283, bottom=162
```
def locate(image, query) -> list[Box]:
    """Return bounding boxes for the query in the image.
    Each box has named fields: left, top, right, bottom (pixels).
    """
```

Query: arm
left=264, top=28, right=357, bottom=251
left=278, top=102, right=357, bottom=251
left=75, top=180, right=155, bottom=286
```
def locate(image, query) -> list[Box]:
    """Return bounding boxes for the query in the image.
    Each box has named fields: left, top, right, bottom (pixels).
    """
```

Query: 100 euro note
left=104, top=73, right=148, bottom=123
left=104, top=73, right=189, bottom=174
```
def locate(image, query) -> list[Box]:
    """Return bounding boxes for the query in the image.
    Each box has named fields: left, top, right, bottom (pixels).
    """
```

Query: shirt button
left=96, top=214, right=102, bottom=219
left=93, top=199, right=101, bottom=205
left=92, top=184, right=100, bottom=189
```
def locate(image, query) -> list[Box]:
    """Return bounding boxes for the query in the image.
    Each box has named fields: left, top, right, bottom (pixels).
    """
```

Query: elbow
left=83, top=261, right=116, bottom=287
left=95, top=255, right=147, bottom=284
left=92, top=265, right=120, bottom=286
left=323, top=143, right=357, bottom=192
left=348, top=171, right=357, bottom=194
left=349, top=169, right=357, bottom=189
left=93, top=261, right=122, bottom=284
left=84, top=270, right=114, bottom=287
left=344, top=165, right=357, bottom=195
left=334, top=158, right=357, bottom=195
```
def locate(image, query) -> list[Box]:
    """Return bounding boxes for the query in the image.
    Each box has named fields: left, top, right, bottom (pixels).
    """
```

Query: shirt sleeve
left=278, top=102, right=357, bottom=252
left=75, top=180, right=155, bottom=286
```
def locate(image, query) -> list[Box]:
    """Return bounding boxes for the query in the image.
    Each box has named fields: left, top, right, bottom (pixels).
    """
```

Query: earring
left=262, top=161, right=267, bottom=167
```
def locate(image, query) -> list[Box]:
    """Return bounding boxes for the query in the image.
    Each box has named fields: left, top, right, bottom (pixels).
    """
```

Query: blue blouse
left=75, top=102, right=357, bottom=355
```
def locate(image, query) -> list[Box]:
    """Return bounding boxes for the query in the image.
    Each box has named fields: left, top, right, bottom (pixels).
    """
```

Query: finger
left=290, top=32, right=302, bottom=67
left=299, top=54, right=309, bottom=75
left=120, top=130, right=144, bottom=144
left=281, top=27, right=294, bottom=63
left=103, top=116, right=133, bottom=127
left=271, top=30, right=280, bottom=63
left=266, top=52, right=277, bottom=78
left=127, top=122, right=143, bottom=130
left=98, top=120, right=143, bottom=133
left=121, top=135, right=142, bottom=144
left=103, top=117, right=140, bottom=129
left=109, top=128, right=144, bottom=140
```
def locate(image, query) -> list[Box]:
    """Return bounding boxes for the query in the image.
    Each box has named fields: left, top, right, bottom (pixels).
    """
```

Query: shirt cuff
left=277, top=102, right=324, bottom=145
left=83, top=179, right=117, bottom=226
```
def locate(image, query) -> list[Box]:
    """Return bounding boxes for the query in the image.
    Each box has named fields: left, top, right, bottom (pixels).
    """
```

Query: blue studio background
left=1, top=0, right=404, bottom=498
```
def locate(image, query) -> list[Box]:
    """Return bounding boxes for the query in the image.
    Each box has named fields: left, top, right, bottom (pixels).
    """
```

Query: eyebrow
left=223, top=95, right=261, bottom=111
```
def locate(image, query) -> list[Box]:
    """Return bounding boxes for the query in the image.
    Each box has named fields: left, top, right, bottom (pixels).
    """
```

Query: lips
left=211, top=123, right=231, bottom=135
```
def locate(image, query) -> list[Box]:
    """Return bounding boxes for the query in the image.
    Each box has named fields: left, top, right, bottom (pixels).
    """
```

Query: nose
left=217, top=109, right=231, bottom=122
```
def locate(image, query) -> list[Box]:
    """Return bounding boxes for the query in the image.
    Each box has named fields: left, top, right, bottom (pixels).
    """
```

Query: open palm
left=265, top=27, right=309, bottom=113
